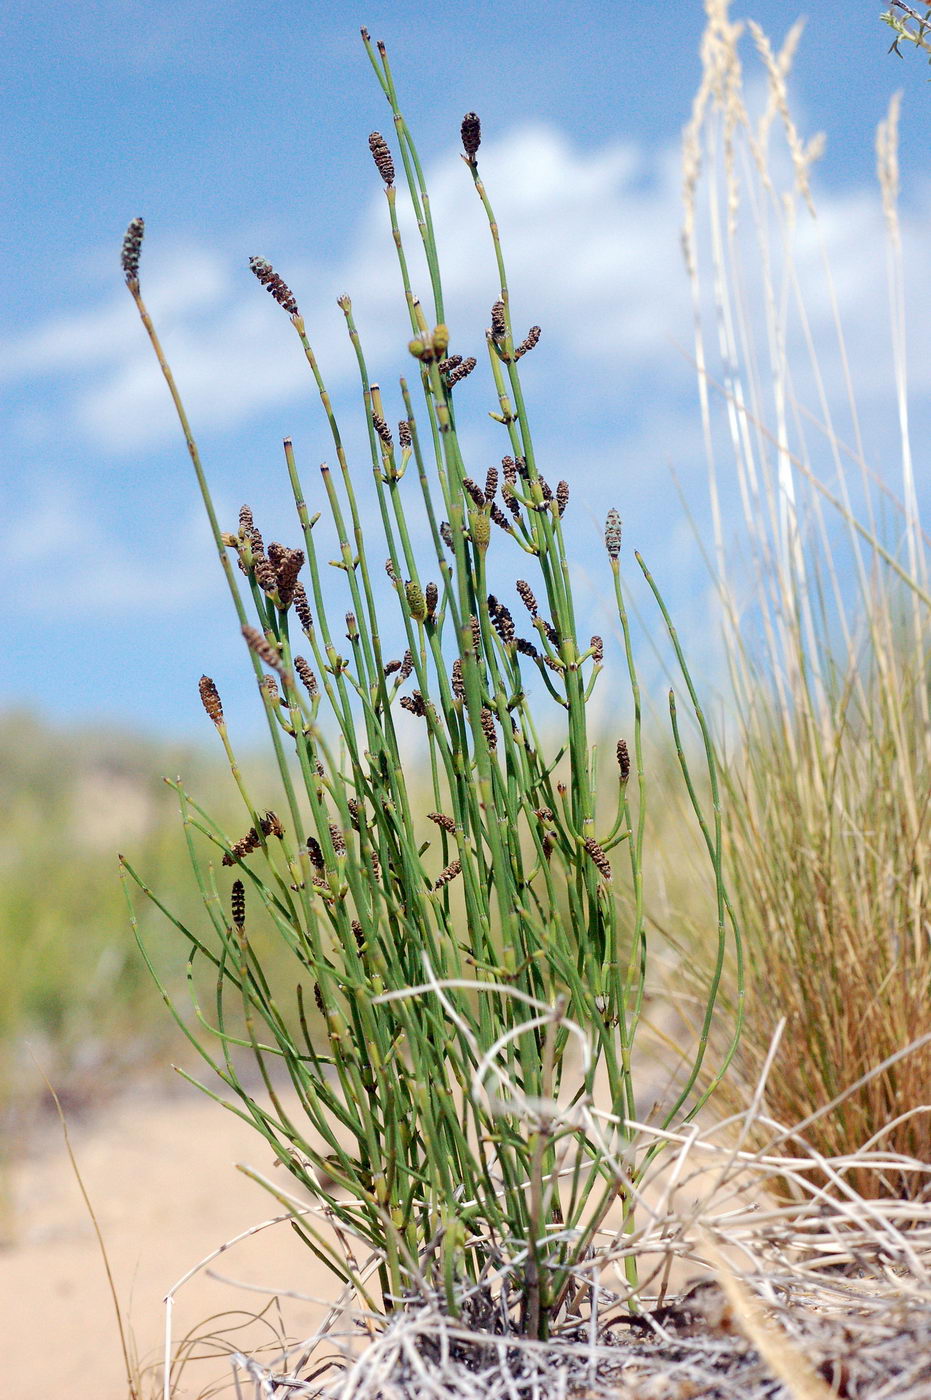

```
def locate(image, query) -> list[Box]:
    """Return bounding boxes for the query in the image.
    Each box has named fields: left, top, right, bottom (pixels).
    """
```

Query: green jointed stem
left=122, top=34, right=737, bottom=1335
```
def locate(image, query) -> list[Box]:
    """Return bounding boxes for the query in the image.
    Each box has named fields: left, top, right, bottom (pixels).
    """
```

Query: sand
left=1, top=1086, right=338, bottom=1399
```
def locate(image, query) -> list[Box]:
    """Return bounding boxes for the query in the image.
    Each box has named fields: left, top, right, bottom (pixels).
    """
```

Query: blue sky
left=2, top=1, right=928, bottom=744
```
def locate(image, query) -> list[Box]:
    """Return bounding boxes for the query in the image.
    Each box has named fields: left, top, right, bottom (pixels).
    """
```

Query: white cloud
left=7, top=477, right=220, bottom=616
left=3, top=118, right=929, bottom=481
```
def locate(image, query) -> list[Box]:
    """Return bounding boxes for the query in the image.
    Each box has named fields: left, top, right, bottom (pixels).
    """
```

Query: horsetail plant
left=119, top=30, right=741, bottom=1339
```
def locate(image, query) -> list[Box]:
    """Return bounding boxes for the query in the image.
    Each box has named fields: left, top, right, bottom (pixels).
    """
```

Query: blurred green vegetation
left=0, top=706, right=708, bottom=1124
left=0, top=710, right=243, bottom=1115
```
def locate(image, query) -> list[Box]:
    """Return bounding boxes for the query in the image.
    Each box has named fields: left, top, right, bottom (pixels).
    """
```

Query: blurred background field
left=0, top=714, right=221, bottom=1117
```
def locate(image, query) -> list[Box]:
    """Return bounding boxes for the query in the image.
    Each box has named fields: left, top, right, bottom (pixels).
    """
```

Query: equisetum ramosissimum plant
left=119, top=30, right=741, bottom=1338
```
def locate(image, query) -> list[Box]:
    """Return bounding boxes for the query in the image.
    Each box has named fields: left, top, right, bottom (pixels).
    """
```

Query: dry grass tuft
left=682, top=2, right=931, bottom=1195
left=175, top=1082, right=931, bottom=1398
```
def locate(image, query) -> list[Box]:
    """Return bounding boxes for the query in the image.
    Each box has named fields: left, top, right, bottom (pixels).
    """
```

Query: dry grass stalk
left=681, top=2, right=931, bottom=1196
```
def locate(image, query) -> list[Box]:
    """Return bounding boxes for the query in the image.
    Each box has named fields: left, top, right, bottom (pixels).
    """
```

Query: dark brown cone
left=480, top=707, right=498, bottom=751
left=462, top=478, right=486, bottom=508
left=605, top=508, right=622, bottom=559
left=556, top=481, right=569, bottom=518
left=584, top=837, right=612, bottom=881
left=275, top=547, right=305, bottom=608
left=398, top=649, right=414, bottom=682
left=121, top=217, right=145, bottom=283
left=329, top=823, right=346, bottom=856
left=428, top=811, right=456, bottom=833
left=248, top=256, right=299, bottom=317
left=502, top=485, right=522, bottom=521
left=372, top=413, right=393, bottom=447
left=198, top=675, right=224, bottom=726
left=617, top=739, right=630, bottom=783
left=293, top=582, right=313, bottom=632
left=294, top=656, right=317, bottom=695
left=239, top=504, right=254, bottom=535
left=398, top=419, right=412, bottom=448
left=461, top=112, right=481, bottom=158
left=231, top=879, right=246, bottom=930
left=242, top=624, right=285, bottom=673
left=446, top=356, right=476, bottom=385
left=306, top=836, right=325, bottom=870
left=451, top=659, right=465, bottom=700
left=484, top=465, right=499, bottom=501
left=222, top=827, right=261, bottom=865
left=261, top=810, right=285, bottom=839
left=490, top=503, right=513, bottom=534
left=490, top=300, right=507, bottom=341
left=368, top=131, right=395, bottom=186
left=516, top=637, right=539, bottom=659
left=433, top=858, right=462, bottom=891
left=514, top=325, right=541, bottom=359
left=425, top=581, right=438, bottom=620
left=254, top=554, right=278, bottom=597
left=590, top=635, right=604, bottom=664
left=515, top=580, right=538, bottom=617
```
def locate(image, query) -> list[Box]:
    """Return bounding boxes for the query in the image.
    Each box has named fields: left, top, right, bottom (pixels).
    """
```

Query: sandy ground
left=1, top=1086, right=339, bottom=1399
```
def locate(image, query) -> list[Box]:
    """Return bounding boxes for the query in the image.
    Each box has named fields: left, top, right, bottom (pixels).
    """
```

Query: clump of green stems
left=120, top=30, right=740, bottom=1336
